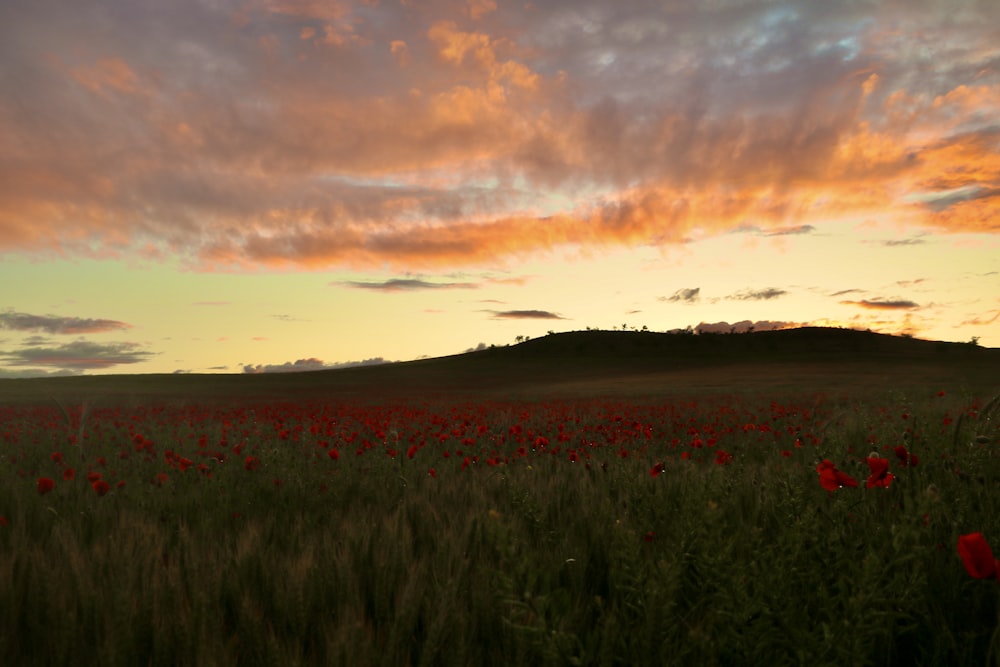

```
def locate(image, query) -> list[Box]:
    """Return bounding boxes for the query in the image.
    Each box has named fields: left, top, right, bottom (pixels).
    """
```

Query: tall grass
left=0, top=390, right=998, bottom=665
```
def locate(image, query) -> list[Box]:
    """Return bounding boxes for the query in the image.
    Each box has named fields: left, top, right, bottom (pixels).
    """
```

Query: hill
left=0, top=327, right=997, bottom=405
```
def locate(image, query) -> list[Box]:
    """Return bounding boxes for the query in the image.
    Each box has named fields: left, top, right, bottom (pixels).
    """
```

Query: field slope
left=0, top=327, right=996, bottom=404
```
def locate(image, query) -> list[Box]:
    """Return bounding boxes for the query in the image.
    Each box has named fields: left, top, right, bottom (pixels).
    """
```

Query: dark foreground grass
left=0, top=389, right=998, bottom=666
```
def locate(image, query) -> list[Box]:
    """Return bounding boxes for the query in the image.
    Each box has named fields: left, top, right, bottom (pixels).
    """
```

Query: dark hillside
left=1, top=327, right=996, bottom=404
left=496, top=327, right=985, bottom=362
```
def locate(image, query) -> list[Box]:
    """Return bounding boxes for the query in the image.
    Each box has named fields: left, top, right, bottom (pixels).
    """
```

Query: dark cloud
left=0, top=339, right=154, bottom=369
left=728, top=288, right=787, bottom=301
left=0, top=310, right=131, bottom=334
left=840, top=298, right=920, bottom=310
left=339, top=278, right=479, bottom=291
left=242, top=357, right=389, bottom=374
left=490, top=310, right=565, bottom=320
left=661, top=287, right=700, bottom=303
left=830, top=288, right=864, bottom=297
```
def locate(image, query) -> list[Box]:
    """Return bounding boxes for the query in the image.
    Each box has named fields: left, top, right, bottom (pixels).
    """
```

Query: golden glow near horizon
left=0, top=0, right=998, bottom=376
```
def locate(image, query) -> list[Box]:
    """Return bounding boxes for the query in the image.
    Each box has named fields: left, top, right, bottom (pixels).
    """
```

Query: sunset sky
left=1, top=0, right=998, bottom=376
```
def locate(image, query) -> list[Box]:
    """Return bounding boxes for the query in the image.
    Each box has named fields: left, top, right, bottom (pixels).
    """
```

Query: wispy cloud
left=660, top=287, right=700, bottom=303
left=242, top=357, right=389, bottom=374
left=0, top=310, right=131, bottom=335
left=880, top=238, right=927, bottom=247
left=840, top=298, right=920, bottom=310
left=959, top=310, right=1000, bottom=327
left=728, top=288, right=788, bottom=301
left=765, top=225, right=816, bottom=237
left=490, top=310, right=565, bottom=320
left=0, top=339, right=154, bottom=369
left=339, top=278, right=479, bottom=291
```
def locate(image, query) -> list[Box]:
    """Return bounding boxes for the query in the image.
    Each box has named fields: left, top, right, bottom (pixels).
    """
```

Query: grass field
left=1, top=328, right=999, bottom=665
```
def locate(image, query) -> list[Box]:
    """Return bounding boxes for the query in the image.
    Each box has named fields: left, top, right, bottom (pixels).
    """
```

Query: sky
left=1, top=0, right=998, bottom=376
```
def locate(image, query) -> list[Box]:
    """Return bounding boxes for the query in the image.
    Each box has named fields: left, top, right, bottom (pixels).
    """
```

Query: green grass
left=0, top=384, right=999, bottom=665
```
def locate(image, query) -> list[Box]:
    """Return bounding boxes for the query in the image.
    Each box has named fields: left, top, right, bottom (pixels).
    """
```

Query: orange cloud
left=71, top=57, right=143, bottom=96
left=0, top=1, right=997, bottom=274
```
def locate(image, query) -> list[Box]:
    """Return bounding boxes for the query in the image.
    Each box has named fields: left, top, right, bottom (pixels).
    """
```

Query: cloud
left=490, top=309, right=565, bottom=319
left=0, top=339, right=154, bottom=370
left=694, top=320, right=803, bottom=334
left=727, top=288, right=788, bottom=301
left=959, top=310, right=1000, bottom=327
left=339, top=278, right=479, bottom=291
left=242, top=356, right=389, bottom=373
left=0, top=367, right=82, bottom=378
left=0, top=1, right=997, bottom=271
left=765, top=225, right=816, bottom=237
left=840, top=298, right=920, bottom=310
left=0, top=310, right=131, bottom=335
left=880, top=238, right=927, bottom=247
left=660, top=287, right=700, bottom=303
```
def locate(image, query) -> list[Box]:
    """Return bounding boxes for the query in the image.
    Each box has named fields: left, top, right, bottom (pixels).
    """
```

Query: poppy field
left=1, top=387, right=999, bottom=665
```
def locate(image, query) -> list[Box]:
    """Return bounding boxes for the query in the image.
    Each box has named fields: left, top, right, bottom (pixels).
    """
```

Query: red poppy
left=62, top=468, right=76, bottom=481
left=37, top=477, right=55, bottom=495
left=865, top=457, right=895, bottom=488
left=244, top=456, right=260, bottom=471
left=0, top=515, right=8, bottom=527
left=407, top=445, right=419, bottom=459
left=152, top=472, right=169, bottom=486
left=649, top=462, right=665, bottom=477
left=643, top=531, right=655, bottom=543
left=714, top=450, right=732, bottom=465
left=816, top=460, right=858, bottom=491
left=92, top=480, right=111, bottom=496
left=893, top=445, right=919, bottom=467
left=50, top=452, right=63, bottom=464
left=957, top=533, right=1000, bottom=580
left=327, top=448, right=339, bottom=460
left=86, top=471, right=102, bottom=483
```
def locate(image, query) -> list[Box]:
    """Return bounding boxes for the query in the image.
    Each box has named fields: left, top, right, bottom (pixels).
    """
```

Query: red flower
left=152, top=472, right=168, bottom=486
left=865, top=457, right=895, bottom=488
left=643, top=531, right=656, bottom=543
left=0, top=515, right=8, bottom=527
left=50, top=452, right=63, bottom=464
left=893, top=445, right=919, bottom=467
left=244, top=456, right=260, bottom=471
left=649, top=462, right=665, bottom=477
left=957, top=533, right=1000, bottom=580
left=62, top=468, right=76, bottom=481
left=714, top=450, right=732, bottom=465
left=407, top=445, right=419, bottom=459
left=92, top=480, right=111, bottom=496
left=816, top=460, right=858, bottom=491
left=86, top=471, right=102, bottom=483
left=327, top=448, right=339, bottom=461
left=37, top=477, right=55, bottom=495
